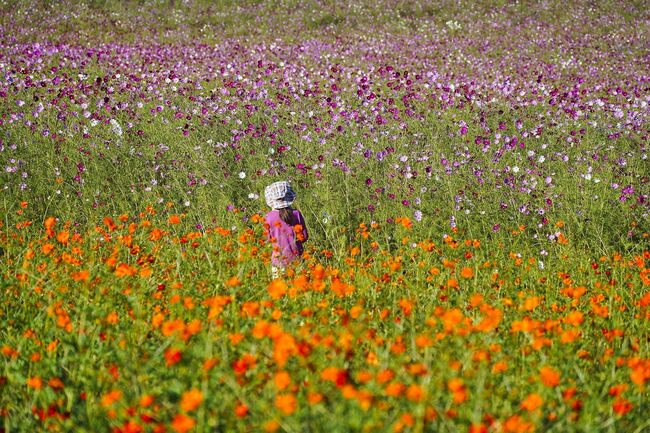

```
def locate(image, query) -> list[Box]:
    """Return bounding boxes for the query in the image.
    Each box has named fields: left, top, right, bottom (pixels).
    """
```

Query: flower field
left=1, top=1, right=649, bottom=432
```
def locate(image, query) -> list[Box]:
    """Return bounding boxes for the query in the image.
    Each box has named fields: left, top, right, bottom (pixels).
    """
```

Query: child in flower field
left=264, top=181, right=309, bottom=279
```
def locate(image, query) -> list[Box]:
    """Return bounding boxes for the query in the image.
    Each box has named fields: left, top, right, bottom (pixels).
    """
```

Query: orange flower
left=44, top=216, right=56, bottom=232
left=234, top=402, right=249, bottom=418
left=103, top=217, right=118, bottom=232
left=274, top=371, right=291, bottom=390
left=203, top=358, right=219, bottom=372
left=377, top=369, right=394, bottom=384
left=469, top=424, right=488, bottom=433
left=273, top=333, right=297, bottom=367
left=612, top=397, right=633, bottom=415
left=274, top=393, right=297, bottom=415
left=385, top=382, right=405, bottom=397
left=57, top=231, right=70, bottom=244
left=608, top=384, right=627, bottom=397
left=225, top=275, right=241, bottom=287
left=399, top=299, right=414, bottom=316
left=440, top=308, right=464, bottom=333
left=520, top=393, right=543, bottom=411
left=460, top=267, right=474, bottom=279
left=232, top=353, right=256, bottom=375
left=331, top=278, right=354, bottom=297
left=564, top=310, right=584, bottom=326
left=164, top=348, right=182, bottom=366
left=71, top=269, right=90, bottom=282
left=139, top=395, right=154, bottom=408
left=27, top=376, right=42, bottom=390
left=2, top=345, right=18, bottom=358
left=171, top=413, right=195, bottom=433
left=101, top=389, right=122, bottom=407
left=168, top=215, right=181, bottom=225
left=48, top=377, right=64, bottom=390
left=268, top=279, right=288, bottom=299
left=321, top=366, right=347, bottom=387
left=522, top=296, right=540, bottom=311
left=114, top=263, right=137, bottom=278
left=406, top=384, right=424, bottom=402
left=447, top=378, right=467, bottom=403
left=503, top=415, right=534, bottom=433
left=264, top=420, right=280, bottom=432
left=539, top=366, right=561, bottom=387
left=307, top=392, right=323, bottom=405
left=180, top=389, right=203, bottom=412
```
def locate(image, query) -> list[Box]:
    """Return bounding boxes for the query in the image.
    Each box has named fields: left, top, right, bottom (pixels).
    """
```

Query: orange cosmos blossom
left=460, top=267, right=474, bottom=279
left=273, top=332, right=298, bottom=367
left=139, top=395, right=154, bottom=408
left=384, top=382, right=405, bottom=397
left=274, top=371, right=291, bottom=390
left=70, top=269, right=90, bottom=282
left=447, top=378, right=467, bottom=403
left=27, top=376, right=42, bottom=389
left=56, top=230, right=69, bottom=244
left=321, top=366, right=348, bottom=387
left=395, top=217, right=412, bottom=229
left=114, top=263, right=137, bottom=277
left=203, top=295, right=233, bottom=319
left=406, top=384, right=425, bottom=402
left=203, top=357, right=219, bottom=372
left=399, top=298, right=414, bottom=316
left=520, top=393, right=543, bottom=411
left=307, top=392, right=323, bottom=405
left=268, top=279, right=288, bottom=299
left=234, top=402, right=249, bottom=418
left=232, top=353, right=256, bottom=375
left=101, top=390, right=122, bottom=407
left=376, top=369, right=394, bottom=384
left=612, top=397, right=633, bottom=416
left=164, top=348, right=182, bottom=367
left=440, top=308, right=465, bottom=333
left=225, top=275, right=241, bottom=287
left=44, top=216, right=56, bottom=233
left=469, top=424, right=488, bottom=433
left=608, top=384, right=627, bottom=397
left=331, top=278, right=354, bottom=297
left=539, top=366, right=561, bottom=387
left=180, top=389, right=203, bottom=412
left=274, top=393, right=297, bottom=415
left=45, top=377, right=64, bottom=392
left=171, top=413, right=195, bottom=433
left=2, top=346, right=18, bottom=358
left=503, top=415, right=534, bottom=433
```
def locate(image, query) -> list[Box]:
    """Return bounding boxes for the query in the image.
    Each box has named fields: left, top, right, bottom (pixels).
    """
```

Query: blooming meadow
left=1, top=1, right=649, bottom=432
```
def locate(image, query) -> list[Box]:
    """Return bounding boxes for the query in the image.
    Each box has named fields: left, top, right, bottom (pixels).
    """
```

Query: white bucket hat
left=264, top=181, right=296, bottom=209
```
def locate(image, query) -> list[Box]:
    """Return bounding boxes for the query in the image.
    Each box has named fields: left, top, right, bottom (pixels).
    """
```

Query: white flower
left=184, top=201, right=190, bottom=207
left=238, top=171, right=246, bottom=179
left=110, top=119, right=122, bottom=136
left=512, top=166, right=520, bottom=173
left=248, top=193, right=259, bottom=200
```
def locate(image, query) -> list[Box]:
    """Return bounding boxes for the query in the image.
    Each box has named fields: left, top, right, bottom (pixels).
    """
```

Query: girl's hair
left=279, top=207, right=296, bottom=225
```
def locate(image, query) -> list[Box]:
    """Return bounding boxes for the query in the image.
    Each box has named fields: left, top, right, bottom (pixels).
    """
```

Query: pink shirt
left=264, top=209, right=309, bottom=267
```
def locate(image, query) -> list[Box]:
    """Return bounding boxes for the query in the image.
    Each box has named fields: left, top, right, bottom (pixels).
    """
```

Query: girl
left=264, top=181, right=309, bottom=278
